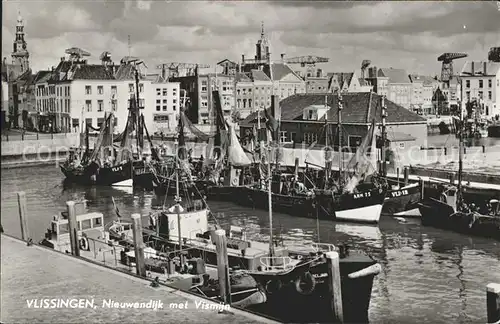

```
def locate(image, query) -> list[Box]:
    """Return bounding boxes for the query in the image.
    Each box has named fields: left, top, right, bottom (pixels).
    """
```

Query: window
left=348, top=135, right=362, bottom=147
left=111, top=86, right=117, bottom=95
left=162, top=88, right=167, bottom=96
left=93, top=217, right=102, bottom=227
left=163, top=99, right=167, bottom=104
left=97, top=118, right=105, bottom=128
left=129, top=83, right=134, bottom=93
left=172, top=105, right=176, bottom=111
left=173, top=99, right=177, bottom=104
left=137, top=83, right=143, bottom=93
left=290, top=132, right=296, bottom=143
left=111, top=99, right=117, bottom=111
left=139, top=99, right=144, bottom=107
left=85, top=118, right=92, bottom=127
left=201, top=86, right=207, bottom=92
left=156, top=88, right=161, bottom=96
left=156, top=105, right=161, bottom=111
left=489, top=79, right=492, bottom=88
left=97, top=86, right=103, bottom=94
left=466, top=80, right=470, bottom=88
left=201, top=101, right=208, bottom=107
left=72, top=118, right=79, bottom=127
left=201, top=80, right=207, bottom=86
left=237, top=89, right=240, bottom=95
left=478, top=91, right=483, bottom=99
left=280, top=131, right=288, bottom=143
left=153, top=115, right=169, bottom=123
left=488, top=91, right=492, bottom=100
left=399, top=142, right=405, bottom=149
left=303, top=132, right=318, bottom=144
left=85, top=100, right=92, bottom=112
left=97, top=100, right=104, bottom=112
left=162, top=106, right=167, bottom=111
left=466, top=91, right=470, bottom=99
left=479, top=80, right=483, bottom=88
left=156, top=99, right=161, bottom=104
left=237, top=99, right=241, bottom=109
left=243, top=99, right=247, bottom=108
left=85, top=85, right=91, bottom=95
left=248, top=99, right=252, bottom=108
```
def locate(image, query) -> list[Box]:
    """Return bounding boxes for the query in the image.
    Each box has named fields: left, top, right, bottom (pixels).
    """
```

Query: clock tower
left=11, top=12, right=30, bottom=73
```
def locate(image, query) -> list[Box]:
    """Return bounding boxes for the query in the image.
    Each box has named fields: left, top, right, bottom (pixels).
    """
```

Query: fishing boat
left=418, top=97, right=500, bottom=240
left=313, top=92, right=387, bottom=224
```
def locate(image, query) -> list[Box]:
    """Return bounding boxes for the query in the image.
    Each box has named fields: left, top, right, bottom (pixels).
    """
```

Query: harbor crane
left=437, top=52, right=468, bottom=86
left=360, top=60, right=371, bottom=79
left=65, top=47, right=90, bottom=61
left=284, top=55, right=329, bottom=78
left=156, top=62, right=211, bottom=80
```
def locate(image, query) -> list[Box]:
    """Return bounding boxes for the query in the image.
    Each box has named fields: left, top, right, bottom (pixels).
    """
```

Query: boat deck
left=1, top=234, right=276, bottom=324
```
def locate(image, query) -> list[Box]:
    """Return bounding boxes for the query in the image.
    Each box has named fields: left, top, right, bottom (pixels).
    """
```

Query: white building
left=145, top=75, right=180, bottom=134
left=460, top=61, right=500, bottom=119
left=34, top=56, right=180, bottom=133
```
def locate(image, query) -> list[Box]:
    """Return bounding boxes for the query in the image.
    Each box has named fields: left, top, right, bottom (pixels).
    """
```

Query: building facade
left=460, top=61, right=500, bottom=119
left=377, top=68, right=412, bottom=109
left=147, top=76, right=180, bottom=134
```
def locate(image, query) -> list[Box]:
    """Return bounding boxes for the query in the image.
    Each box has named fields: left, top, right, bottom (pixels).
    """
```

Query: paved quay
left=1, top=235, right=275, bottom=324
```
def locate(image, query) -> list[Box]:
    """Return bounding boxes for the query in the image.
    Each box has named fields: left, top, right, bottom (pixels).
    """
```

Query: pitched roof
left=379, top=68, right=411, bottom=84
left=268, top=63, right=302, bottom=81
left=327, top=72, right=354, bottom=88
left=71, top=65, right=115, bottom=80
left=217, top=59, right=237, bottom=67
left=358, top=78, right=371, bottom=86
left=241, top=92, right=426, bottom=125
left=235, top=72, right=252, bottom=83
left=251, top=69, right=271, bottom=81
left=460, top=61, right=500, bottom=77
left=409, top=74, right=440, bottom=87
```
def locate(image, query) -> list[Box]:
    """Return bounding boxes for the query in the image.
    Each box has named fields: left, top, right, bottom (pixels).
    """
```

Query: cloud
left=2, top=0, right=499, bottom=75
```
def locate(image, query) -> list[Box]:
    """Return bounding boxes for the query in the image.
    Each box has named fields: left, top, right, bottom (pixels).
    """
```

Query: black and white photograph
left=1, top=0, right=500, bottom=323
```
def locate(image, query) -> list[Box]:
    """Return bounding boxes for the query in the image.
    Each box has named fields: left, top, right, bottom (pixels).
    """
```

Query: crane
left=156, top=63, right=211, bottom=80
left=437, top=52, right=468, bottom=86
left=360, top=59, right=371, bottom=79
left=65, top=47, right=90, bottom=62
left=284, top=55, right=329, bottom=78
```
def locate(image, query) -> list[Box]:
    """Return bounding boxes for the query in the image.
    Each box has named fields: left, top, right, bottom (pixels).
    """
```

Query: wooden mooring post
left=487, top=283, right=500, bottom=323
left=17, top=192, right=29, bottom=241
left=214, top=229, right=231, bottom=305
left=403, top=167, right=409, bottom=186
left=131, top=213, right=146, bottom=277
left=66, top=201, right=80, bottom=257
left=325, top=251, right=343, bottom=323
left=419, top=178, right=425, bottom=200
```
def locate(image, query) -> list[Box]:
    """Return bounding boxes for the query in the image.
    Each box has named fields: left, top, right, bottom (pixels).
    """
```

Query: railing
left=259, top=256, right=295, bottom=271
left=311, top=242, right=337, bottom=253
left=1, top=132, right=73, bottom=141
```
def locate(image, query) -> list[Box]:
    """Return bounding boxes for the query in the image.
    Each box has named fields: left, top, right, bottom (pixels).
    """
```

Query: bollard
left=325, top=251, right=343, bottom=323
left=66, top=201, right=80, bottom=257
left=131, top=213, right=146, bottom=277
left=214, top=229, right=231, bottom=305
left=403, top=167, right=409, bottom=186
left=419, top=178, right=425, bottom=200
left=487, top=283, right=500, bottom=323
left=483, top=145, right=486, bottom=154
left=444, top=147, right=447, bottom=156
left=17, top=192, right=29, bottom=241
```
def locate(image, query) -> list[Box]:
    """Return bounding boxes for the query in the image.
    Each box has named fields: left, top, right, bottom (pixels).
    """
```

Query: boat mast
left=134, top=67, right=143, bottom=157
left=267, top=144, right=275, bottom=260
left=457, top=92, right=463, bottom=209
left=381, top=95, right=387, bottom=177
left=324, top=92, right=329, bottom=187
left=338, top=92, right=344, bottom=189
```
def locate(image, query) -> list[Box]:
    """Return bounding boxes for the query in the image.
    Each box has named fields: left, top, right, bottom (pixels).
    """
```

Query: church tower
left=11, top=12, right=30, bottom=72
left=255, top=22, right=270, bottom=62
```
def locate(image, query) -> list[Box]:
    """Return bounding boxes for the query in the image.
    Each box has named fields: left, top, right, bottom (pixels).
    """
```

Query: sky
left=2, top=0, right=500, bottom=76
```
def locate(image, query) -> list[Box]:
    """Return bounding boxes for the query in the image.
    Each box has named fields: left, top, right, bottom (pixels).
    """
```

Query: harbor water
left=2, top=164, right=500, bottom=323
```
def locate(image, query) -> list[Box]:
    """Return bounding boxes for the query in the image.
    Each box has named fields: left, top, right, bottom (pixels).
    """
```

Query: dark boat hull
left=419, top=198, right=500, bottom=240
left=382, top=183, right=422, bottom=216
left=248, top=252, right=377, bottom=323
left=92, top=161, right=133, bottom=186
left=206, top=185, right=247, bottom=202
left=241, top=187, right=314, bottom=217
left=315, top=188, right=387, bottom=223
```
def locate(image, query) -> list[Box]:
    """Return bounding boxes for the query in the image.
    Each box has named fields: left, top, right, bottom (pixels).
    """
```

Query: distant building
left=240, top=92, right=428, bottom=149
left=460, top=61, right=500, bottom=119
left=377, top=68, right=412, bottom=109
left=409, top=74, right=440, bottom=115
left=143, top=74, right=180, bottom=134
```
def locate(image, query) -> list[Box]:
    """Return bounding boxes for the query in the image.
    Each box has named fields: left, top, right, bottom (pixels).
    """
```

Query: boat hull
left=93, top=161, right=133, bottom=186
left=315, top=188, right=387, bottom=224
left=382, top=183, right=422, bottom=217
left=419, top=198, right=500, bottom=240
left=242, top=187, right=314, bottom=217
left=248, top=252, right=378, bottom=323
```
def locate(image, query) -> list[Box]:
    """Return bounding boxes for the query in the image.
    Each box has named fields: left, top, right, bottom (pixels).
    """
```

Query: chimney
left=241, top=54, right=245, bottom=64
left=281, top=53, right=285, bottom=63
left=471, top=61, right=475, bottom=75
left=483, top=61, right=487, bottom=75
left=271, top=95, right=281, bottom=121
